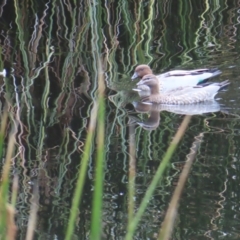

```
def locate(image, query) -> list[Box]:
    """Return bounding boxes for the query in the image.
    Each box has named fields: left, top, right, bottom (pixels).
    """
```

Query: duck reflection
left=130, top=100, right=221, bottom=130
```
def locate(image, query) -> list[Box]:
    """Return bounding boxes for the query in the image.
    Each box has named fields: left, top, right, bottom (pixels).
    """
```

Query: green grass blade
left=127, top=125, right=136, bottom=228
left=26, top=182, right=39, bottom=240
left=158, top=132, right=203, bottom=240
left=0, top=113, right=17, bottom=240
left=125, top=116, right=192, bottom=240
left=65, top=102, right=98, bottom=240
left=90, top=64, right=105, bottom=240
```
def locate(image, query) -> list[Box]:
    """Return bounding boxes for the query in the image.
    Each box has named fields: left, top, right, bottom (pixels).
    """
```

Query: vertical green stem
left=125, top=116, right=191, bottom=240
left=90, top=63, right=106, bottom=240
left=65, top=103, right=98, bottom=240
left=128, top=125, right=136, bottom=227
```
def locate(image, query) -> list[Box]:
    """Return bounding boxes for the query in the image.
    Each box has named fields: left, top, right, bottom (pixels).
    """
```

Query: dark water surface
left=1, top=1, right=240, bottom=239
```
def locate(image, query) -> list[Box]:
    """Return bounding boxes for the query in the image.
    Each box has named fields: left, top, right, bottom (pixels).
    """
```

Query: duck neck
left=149, top=84, right=160, bottom=95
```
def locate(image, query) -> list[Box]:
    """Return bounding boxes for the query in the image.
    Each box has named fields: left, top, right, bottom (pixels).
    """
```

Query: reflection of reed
left=159, top=132, right=204, bottom=240
left=0, top=0, right=239, bottom=239
left=204, top=172, right=227, bottom=239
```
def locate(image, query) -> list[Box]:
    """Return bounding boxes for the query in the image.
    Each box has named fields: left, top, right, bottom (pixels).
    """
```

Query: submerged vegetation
left=0, top=0, right=240, bottom=239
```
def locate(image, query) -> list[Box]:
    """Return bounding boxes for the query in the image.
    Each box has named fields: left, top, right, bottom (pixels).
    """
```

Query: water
left=1, top=1, right=240, bottom=239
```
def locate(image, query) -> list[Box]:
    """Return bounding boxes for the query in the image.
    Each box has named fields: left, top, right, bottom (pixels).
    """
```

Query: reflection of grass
left=0, top=88, right=200, bottom=240
left=65, top=60, right=105, bottom=240
left=126, top=116, right=192, bottom=240
left=65, top=95, right=99, bottom=240
left=159, top=131, right=203, bottom=240
left=66, top=108, right=194, bottom=240
left=1, top=0, right=232, bottom=239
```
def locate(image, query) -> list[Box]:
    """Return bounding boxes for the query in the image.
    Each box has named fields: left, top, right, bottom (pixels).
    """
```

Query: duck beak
left=131, top=72, right=138, bottom=80
left=141, top=102, right=152, bottom=105
left=132, top=88, right=142, bottom=92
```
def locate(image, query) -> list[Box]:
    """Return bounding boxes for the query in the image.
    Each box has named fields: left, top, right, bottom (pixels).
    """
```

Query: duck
left=134, top=74, right=229, bottom=105
left=131, top=64, right=221, bottom=92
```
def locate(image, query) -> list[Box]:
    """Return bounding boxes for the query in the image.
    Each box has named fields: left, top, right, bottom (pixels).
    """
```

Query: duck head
left=136, top=74, right=160, bottom=94
left=131, top=64, right=153, bottom=79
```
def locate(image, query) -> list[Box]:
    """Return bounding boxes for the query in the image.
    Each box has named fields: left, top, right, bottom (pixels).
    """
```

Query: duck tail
left=208, top=68, right=222, bottom=78
left=218, top=80, right=230, bottom=90
left=197, top=68, right=222, bottom=84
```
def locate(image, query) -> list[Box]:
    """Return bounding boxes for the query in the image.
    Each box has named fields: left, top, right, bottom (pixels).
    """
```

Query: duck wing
left=157, top=68, right=221, bottom=92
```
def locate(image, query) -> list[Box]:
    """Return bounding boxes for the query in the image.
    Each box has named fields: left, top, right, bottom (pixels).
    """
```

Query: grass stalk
left=125, top=115, right=192, bottom=240
left=10, top=176, right=18, bottom=207
left=6, top=204, right=17, bottom=240
left=0, top=111, right=17, bottom=240
left=6, top=175, right=19, bottom=240
left=127, top=125, right=136, bottom=228
left=90, top=61, right=106, bottom=240
left=65, top=102, right=98, bottom=240
left=0, top=110, right=8, bottom=160
left=25, top=182, right=39, bottom=240
left=158, top=132, right=204, bottom=240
